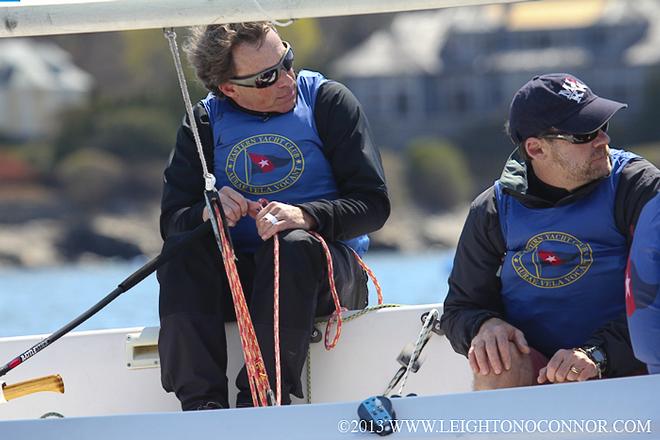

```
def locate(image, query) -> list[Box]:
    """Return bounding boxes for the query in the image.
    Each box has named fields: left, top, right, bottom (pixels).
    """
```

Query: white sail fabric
left=1, top=0, right=522, bottom=38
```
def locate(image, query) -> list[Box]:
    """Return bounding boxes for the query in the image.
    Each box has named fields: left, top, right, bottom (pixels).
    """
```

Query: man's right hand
left=468, top=318, right=530, bottom=375
left=202, top=186, right=261, bottom=227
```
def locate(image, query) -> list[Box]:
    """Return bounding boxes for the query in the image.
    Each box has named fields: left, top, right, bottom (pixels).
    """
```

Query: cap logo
left=558, top=77, right=588, bottom=103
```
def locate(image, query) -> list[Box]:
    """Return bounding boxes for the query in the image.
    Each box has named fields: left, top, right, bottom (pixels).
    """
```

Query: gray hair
left=184, top=22, right=275, bottom=95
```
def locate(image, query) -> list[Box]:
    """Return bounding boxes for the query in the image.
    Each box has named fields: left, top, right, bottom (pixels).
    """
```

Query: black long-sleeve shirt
left=160, top=80, right=390, bottom=244
left=440, top=150, right=660, bottom=377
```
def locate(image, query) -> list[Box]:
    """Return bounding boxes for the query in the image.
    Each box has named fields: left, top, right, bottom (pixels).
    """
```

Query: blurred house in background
left=0, top=39, right=93, bottom=141
left=333, top=0, right=660, bottom=149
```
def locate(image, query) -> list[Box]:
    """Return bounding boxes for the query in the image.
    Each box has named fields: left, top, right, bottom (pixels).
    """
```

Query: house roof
left=506, top=0, right=606, bottom=31
left=333, top=0, right=660, bottom=77
left=332, top=10, right=449, bottom=76
left=0, top=39, right=93, bottom=92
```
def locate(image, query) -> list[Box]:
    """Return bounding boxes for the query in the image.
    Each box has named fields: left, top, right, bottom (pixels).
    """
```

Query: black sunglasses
left=539, top=122, right=609, bottom=144
left=229, top=41, right=294, bottom=89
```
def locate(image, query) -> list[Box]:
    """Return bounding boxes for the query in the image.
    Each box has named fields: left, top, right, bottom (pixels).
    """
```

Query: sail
left=1, top=0, right=522, bottom=38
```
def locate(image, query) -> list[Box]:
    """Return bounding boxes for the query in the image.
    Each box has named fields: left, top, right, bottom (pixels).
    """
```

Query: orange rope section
left=308, top=232, right=384, bottom=350
left=211, top=200, right=272, bottom=407
left=351, top=249, right=384, bottom=306
left=213, top=194, right=384, bottom=405
left=309, top=231, right=344, bottom=350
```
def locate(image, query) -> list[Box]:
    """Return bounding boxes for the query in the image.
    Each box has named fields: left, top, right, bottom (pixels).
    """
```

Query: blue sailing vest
left=495, top=149, right=637, bottom=357
left=201, top=70, right=369, bottom=255
left=627, top=192, right=660, bottom=374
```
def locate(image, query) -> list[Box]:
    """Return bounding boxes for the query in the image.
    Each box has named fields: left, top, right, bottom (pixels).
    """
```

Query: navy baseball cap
left=508, top=73, right=627, bottom=145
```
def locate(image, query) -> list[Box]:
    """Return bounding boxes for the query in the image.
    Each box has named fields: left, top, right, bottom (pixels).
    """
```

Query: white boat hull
left=2, top=303, right=657, bottom=439
left=1, top=375, right=657, bottom=439
left=0, top=304, right=471, bottom=419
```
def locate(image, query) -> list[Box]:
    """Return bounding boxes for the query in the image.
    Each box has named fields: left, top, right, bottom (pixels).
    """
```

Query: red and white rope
left=212, top=201, right=272, bottom=407
left=308, top=232, right=383, bottom=350
left=213, top=199, right=383, bottom=404
left=309, top=231, right=345, bottom=350
left=351, top=249, right=384, bottom=306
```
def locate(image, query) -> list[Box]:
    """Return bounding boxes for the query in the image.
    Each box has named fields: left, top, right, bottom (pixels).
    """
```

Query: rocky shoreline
left=0, top=202, right=468, bottom=268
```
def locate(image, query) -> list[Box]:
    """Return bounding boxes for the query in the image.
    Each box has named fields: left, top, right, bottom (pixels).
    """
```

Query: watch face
left=591, top=348, right=606, bottom=363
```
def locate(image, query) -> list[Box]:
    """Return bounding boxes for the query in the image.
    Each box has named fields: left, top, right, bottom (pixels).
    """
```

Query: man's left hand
left=253, top=201, right=316, bottom=240
left=537, top=348, right=598, bottom=384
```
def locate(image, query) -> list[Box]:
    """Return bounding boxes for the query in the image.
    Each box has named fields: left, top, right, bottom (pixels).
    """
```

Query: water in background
left=0, top=250, right=454, bottom=337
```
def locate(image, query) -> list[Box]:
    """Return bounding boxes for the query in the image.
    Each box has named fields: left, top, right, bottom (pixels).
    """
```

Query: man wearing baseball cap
left=440, top=73, right=660, bottom=388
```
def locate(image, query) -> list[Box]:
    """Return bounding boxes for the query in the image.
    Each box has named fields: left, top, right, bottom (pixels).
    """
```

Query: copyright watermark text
left=337, top=418, right=652, bottom=435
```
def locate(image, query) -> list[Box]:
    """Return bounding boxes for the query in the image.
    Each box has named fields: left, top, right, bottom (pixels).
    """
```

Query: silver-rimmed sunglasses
left=229, top=41, right=294, bottom=89
left=538, top=122, right=609, bottom=144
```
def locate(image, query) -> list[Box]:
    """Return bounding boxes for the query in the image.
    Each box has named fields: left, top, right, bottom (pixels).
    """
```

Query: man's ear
left=524, top=137, right=547, bottom=161
left=219, top=83, right=237, bottom=98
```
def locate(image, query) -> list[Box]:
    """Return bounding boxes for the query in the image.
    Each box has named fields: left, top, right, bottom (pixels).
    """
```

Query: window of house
left=423, top=76, right=441, bottom=114
left=489, top=84, right=503, bottom=108
left=612, top=84, right=628, bottom=103
left=396, top=90, right=408, bottom=116
left=451, top=89, right=469, bottom=114
left=536, top=33, right=552, bottom=49
left=0, top=65, right=14, bottom=85
left=586, top=27, right=605, bottom=50
left=350, top=79, right=379, bottom=116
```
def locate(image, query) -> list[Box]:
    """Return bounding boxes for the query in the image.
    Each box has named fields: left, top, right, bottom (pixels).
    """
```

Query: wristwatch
left=578, top=345, right=607, bottom=379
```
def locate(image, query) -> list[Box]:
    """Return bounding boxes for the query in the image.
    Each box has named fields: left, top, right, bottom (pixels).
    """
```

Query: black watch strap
left=578, top=345, right=607, bottom=378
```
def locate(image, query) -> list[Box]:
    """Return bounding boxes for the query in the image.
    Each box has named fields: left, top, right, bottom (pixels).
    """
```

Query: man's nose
left=593, top=129, right=610, bottom=147
left=276, top=67, right=295, bottom=87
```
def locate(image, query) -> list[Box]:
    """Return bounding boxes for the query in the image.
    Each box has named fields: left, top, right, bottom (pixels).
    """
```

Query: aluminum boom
left=1, top=0, right=525, bottom=38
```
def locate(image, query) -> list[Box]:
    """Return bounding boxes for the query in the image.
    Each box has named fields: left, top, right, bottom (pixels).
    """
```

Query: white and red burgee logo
left=511, top=231, right=593, bottom=289
left=558, top=77, right=589, bottom=103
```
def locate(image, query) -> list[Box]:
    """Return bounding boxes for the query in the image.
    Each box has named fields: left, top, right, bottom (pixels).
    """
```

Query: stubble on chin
left=578, top=155, right=611, bottom=184
left=553, top=146, right=611, bottom=187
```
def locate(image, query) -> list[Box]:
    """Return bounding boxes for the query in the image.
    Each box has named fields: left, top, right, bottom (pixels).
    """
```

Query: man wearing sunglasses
left=157, top=22, right=389, bottom=410
left=440, top=73, right=660, bottom=389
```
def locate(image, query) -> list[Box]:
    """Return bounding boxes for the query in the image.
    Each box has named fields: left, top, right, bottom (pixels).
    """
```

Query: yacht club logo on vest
left=511, top=231, right=593, bottom=288
left=226, top=134, right=304, bottom=195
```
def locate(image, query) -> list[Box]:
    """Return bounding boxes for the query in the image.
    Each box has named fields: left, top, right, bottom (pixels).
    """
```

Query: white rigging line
left=163, top=28, right=216, bottom=192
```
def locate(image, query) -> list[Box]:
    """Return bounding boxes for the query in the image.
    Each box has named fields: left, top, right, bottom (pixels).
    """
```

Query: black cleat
left=194, top=401, right=225, bottom=411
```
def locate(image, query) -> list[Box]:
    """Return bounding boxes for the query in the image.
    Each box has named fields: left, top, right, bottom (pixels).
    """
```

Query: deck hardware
left=420, top=311, right=444, bottom=336
left=40, top=412, right=65, bottom=419
left=310, top=327, right=322, bottom=343
left=357, top=395, right=396, bottom=436
left=125, top=327, right=160, bottom=370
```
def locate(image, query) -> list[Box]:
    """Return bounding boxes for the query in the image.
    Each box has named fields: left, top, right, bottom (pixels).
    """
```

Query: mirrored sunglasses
left=229, top=41, right=294, bottom=89
left=539, top=122, right=609, bottom=144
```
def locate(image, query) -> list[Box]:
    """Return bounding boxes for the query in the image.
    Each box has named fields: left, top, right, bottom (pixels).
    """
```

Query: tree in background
left=55, top=148, right=124, bottom=213
left=405, top=138, right=473, bottom=213
left=277, top=19, right=322, bottom=71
